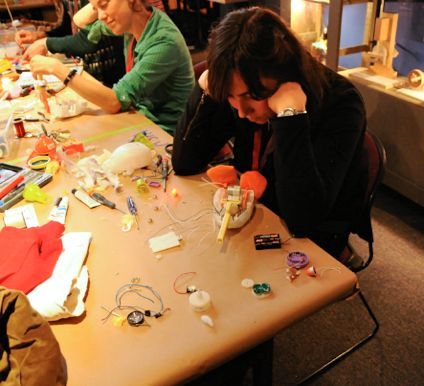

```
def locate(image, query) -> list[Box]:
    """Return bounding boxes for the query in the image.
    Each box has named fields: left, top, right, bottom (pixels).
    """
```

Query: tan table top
left=2, top=110, right=357, bottom=386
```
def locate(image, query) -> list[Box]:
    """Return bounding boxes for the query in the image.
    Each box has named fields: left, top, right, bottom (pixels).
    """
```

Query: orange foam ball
left=240, top=171, right=267, bottom=200
left=206, top=165, right=238, bottom=187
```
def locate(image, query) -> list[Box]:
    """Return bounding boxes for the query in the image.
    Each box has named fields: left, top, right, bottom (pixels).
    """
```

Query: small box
left=254, top=233, right=281, bottom=250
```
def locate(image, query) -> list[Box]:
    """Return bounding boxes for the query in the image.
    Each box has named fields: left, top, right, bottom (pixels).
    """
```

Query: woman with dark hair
left=173, top=7, right=368, bottom=259
left=29, top=0, right=194, bottom=133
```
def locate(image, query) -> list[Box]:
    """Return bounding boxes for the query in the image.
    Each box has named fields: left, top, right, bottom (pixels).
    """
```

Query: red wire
left=173, top=271, right=197, bottom=294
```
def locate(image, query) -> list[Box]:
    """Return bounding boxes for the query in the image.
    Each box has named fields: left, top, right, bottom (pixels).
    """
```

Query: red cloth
left=126, top=37, right=137, bottom=73
left=240, top=171, right=268, bottom=200
left=252, top=130, right=262, bottom=170
left=207, top=165, right=238, bottom=187
left=126, top=12, right=153, bottom=73
left=0, top=221, right=64, bottom=294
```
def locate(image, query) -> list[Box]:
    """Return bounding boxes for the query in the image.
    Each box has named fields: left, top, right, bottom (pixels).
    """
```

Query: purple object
left=148, top=181, right=161, bottom=188
left=287, top=251, right=310, bottom=269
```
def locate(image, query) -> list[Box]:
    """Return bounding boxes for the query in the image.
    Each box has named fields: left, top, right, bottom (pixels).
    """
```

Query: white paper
left=4, top=204, right=39, bottom=228
left=148, top=231, right=181, bottom=253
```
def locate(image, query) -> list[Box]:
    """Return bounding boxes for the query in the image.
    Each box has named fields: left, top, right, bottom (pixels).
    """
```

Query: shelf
left=0, top=0, right=54, bottom=11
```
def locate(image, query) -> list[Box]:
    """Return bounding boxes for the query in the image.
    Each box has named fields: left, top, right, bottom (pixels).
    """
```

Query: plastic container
left=0, top=114, right=15, bottom=158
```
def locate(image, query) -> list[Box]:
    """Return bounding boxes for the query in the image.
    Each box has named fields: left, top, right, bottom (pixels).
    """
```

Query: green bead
left=252, top=283, right=271, bottom=295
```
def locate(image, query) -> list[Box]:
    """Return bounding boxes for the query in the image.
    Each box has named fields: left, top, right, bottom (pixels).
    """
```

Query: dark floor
left=255, top=185, right=424, bottom=386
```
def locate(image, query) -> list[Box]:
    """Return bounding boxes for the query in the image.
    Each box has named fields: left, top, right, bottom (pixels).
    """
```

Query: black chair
left=162, top=0, right=213, bottom=49
left=344, top=131, right=387, bottom=273
left=299, top=130, right=386, bottom=384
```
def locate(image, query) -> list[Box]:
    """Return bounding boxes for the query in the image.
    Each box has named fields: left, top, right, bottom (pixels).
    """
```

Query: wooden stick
left=217, top=186, right=241, bottom=243
left=36, top=75, right=50, bottom=114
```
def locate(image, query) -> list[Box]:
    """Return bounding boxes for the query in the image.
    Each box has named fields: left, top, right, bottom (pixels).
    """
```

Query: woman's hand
left=267, top=82, right=307, bottom=114
left=30, top=55, right=64, bottom=78
left=198, top=69, right=209, bottom=93
left=15, top=30, right=46, bottom=46
left=23, top=38, right=48, bottom=60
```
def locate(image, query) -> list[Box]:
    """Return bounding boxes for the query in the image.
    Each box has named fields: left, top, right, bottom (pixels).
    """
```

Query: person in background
left=29, top=0, right=194, bottom=133
left=172, top=7, right=368, bottom=260
left=15, top=0, right=125, bottom=87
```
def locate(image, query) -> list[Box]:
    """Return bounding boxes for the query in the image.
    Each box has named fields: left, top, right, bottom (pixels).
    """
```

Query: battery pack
left=254, top=233, right=281, bottom=250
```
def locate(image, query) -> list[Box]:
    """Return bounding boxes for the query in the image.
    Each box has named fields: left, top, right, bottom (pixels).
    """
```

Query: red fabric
left=240, top=171, right=268, bottom=200
left=251, top=130, right=261, bottom=170
left=126, top=37, right=137, bottom=73
left=0, top=221, right=64, bottom=294
left=126, top=12, right=152, bottom=73
left=207, top=165, right=238, bottom=187
left=149, top=0, right=165, bottom=11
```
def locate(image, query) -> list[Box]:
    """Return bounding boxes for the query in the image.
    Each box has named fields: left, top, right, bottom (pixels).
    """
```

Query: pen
left=35, top=75, right=51, bottom=114
left=0, top=174, right=24, bottom=200
left=127, top=196, right=140, bottom=230
left=162, top=158, right=169, bottom=192
left=0, top=172, right=46, bottom=210
left=92, top=192, right=125, bottom=213
left=41, top=123, right=48, bottom=136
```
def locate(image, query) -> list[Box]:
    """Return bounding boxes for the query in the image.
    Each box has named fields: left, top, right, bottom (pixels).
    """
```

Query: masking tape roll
left=28, top=155, right=51, bottom=170
left=407, top=69, right=424, bottom=89
left=189, top=290, right=211, bottom=312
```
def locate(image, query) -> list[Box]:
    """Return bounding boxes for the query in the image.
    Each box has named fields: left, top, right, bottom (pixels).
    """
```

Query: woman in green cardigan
left=30, top=0, right=194, bottom=133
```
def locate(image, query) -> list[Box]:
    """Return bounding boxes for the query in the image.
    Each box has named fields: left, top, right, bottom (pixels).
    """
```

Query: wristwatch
left=277, top=108, right=307, bottom=117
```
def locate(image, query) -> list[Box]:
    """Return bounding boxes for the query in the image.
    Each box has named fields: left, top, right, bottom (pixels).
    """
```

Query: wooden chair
left=193, top=59, right=208, bottom=80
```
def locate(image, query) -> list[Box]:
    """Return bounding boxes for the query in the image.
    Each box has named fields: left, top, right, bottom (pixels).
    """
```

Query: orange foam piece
left=240, top=171, right=267, bottom=200
left=206, top=165, right=238, bottom=187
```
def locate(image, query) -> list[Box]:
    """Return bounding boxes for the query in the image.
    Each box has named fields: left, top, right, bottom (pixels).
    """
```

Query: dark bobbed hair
left=207, top=7, right=328, bottom=105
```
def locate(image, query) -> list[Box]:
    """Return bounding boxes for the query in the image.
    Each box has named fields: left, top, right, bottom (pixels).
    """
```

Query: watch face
left=283, top=108, right=295, bottom=116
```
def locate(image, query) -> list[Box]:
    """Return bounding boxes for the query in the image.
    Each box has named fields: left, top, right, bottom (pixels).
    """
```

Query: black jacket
left=172, top=69, right=367, bottom=257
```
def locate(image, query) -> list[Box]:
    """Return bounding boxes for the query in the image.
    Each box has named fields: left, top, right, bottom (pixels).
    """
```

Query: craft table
left=2, top=109, right=358, bottom=385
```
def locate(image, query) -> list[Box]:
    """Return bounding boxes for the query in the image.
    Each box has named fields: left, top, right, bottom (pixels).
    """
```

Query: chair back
left=193, top=60, right=208, bottom=81
left=351, top=130, right=386, bottom=270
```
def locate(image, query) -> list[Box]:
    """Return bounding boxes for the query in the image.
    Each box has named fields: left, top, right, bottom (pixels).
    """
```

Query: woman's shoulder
left=323, top=66, right=361, bottom=97
left=151, top=8, right=183, bottom=35
left=144, top=9, right=190, bottom=52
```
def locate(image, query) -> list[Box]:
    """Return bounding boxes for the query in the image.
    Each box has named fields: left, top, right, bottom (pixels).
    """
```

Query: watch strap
left=63, top=69, right=78, bottom=86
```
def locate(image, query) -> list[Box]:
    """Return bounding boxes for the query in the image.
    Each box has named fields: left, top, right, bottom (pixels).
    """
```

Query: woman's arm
left=23, top=29, right=101, bottom=60
left=112, top=39, right=191, bottom=114
left=46, top=29, right=102, bottom=57
left=172, top=83, right=236, bottom=175
left=30, top=55, right=121, bottom=113
left=73, top=3, right=98, bottom=29
left=270, top=82, right=366, bottom=237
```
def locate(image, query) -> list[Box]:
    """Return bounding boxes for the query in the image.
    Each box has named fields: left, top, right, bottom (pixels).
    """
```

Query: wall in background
left=384, top=1, right=424, bottom=76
